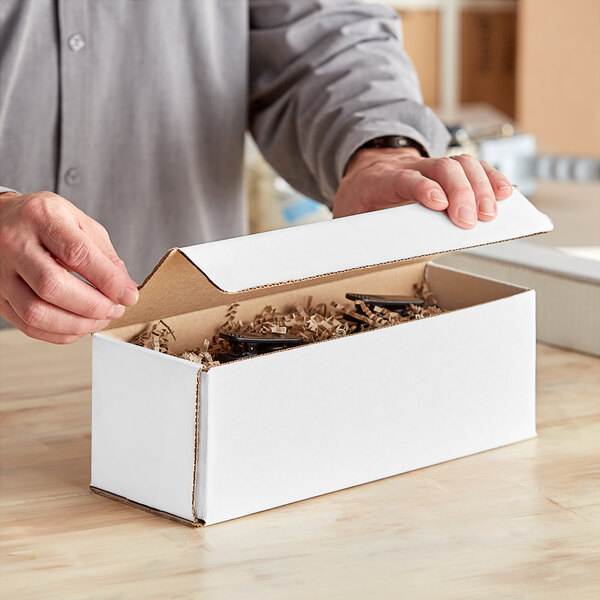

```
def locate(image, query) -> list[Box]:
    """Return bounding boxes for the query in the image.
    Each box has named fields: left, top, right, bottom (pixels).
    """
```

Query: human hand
left=0, top=191, right=139, bottom=344
left=334, top=147, right=514, bottom=228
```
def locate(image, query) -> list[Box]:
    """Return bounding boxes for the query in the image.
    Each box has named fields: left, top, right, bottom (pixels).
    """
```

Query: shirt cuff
left=0, top=186, right=20, bottom=195
left=331, top=108, right=451, bottom=199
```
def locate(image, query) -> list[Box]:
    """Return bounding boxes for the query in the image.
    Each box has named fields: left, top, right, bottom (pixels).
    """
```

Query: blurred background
left=246, top=0, right=600, bottom=355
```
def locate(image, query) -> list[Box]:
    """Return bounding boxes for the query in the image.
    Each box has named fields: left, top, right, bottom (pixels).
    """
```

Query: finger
left=336, top=164, right=449, bottom=217
left=1, top=299, right=86, bottom=345
left=481, top=162, right=513, bottom=200
left=449, top=155, right=497, bottom=221
left=391, top=169, right=449, bottom=211
left=39, top=220, right=139, bottom=306
left=79, top=217, right=134, bottom=280
left=4, top=272, right=111, bottom=335
left=418, top=157, right=478, bottom=229
left=15, top=243, right=125, bottom=320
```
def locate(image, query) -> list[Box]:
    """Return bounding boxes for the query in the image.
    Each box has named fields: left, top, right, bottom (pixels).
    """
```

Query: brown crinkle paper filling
left=130, top=281, right=445, bottom=369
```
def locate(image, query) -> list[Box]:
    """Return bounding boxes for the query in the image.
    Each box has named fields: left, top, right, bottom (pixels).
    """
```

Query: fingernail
left=430, top=192, right=447, bottom=205
left=499, top=185, right=512, bottom=193
left=117, top=287, right=139, bottom=306
left=479, top=198, right=496, bottom=218
left=107, top=304, right=126, bottom=319
left=458, top=206, right=477, bottom=225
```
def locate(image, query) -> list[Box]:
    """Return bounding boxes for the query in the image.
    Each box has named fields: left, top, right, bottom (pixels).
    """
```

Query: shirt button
left=64, top=168, right=81, bottom=186
left=68, top=33, right=86, bottom=52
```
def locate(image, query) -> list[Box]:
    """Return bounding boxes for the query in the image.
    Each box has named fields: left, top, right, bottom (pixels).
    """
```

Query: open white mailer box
left=90, top=190, right=553, bottom=526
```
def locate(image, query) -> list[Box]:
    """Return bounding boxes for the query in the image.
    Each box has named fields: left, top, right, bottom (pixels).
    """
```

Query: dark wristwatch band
left=359, top=135, right=428, bottom=157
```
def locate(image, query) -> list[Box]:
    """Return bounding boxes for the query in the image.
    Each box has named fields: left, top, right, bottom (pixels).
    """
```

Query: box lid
left=180, top=189, right=552, bottom=292
left=106, top=189, right=552, bottom=329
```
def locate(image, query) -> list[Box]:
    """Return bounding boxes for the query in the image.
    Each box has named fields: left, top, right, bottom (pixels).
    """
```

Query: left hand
left=334, top=147, right=514, bottom=229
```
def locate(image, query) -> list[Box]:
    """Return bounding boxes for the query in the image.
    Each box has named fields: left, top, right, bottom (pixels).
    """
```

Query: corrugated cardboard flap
left=181, top=189, right=552, bottom=291
left=107, top=189, right=552, bottom=329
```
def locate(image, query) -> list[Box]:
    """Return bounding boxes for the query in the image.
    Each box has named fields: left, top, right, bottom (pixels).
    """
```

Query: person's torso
left=0, top=0, right=249, bottom=282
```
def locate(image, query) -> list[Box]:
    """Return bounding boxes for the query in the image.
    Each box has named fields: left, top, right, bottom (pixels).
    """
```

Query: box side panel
left=91, top=336, right=201, bottom=521
left=201, top=291, right=536, bottom=525
left=426, top=261, right=528, bottom=309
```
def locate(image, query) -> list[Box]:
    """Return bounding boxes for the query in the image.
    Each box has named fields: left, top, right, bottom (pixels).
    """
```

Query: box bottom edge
left=89, top=485, right=204, bottom=528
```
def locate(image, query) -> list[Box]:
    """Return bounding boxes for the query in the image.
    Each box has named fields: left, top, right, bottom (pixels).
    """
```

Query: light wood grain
left=1, top=328, right=599, bottom=599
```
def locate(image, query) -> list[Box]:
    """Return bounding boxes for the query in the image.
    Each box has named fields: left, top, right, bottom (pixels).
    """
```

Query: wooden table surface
left=1, top=328, right=599, bottom=600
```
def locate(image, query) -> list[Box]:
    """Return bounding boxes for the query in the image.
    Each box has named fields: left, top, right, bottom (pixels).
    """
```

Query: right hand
left=0, top=190, right=139, bottom=344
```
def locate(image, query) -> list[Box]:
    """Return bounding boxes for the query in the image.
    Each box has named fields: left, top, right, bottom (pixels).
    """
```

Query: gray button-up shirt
left=0, top=0, right=449, bottom=284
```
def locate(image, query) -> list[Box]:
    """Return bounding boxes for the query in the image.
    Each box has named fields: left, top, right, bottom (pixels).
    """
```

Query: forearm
left=249, top=0, right=450, bottom=205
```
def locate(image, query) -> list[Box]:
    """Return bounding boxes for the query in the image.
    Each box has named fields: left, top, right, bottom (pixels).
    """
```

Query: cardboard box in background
left=90, top=191, right=553, bottom=526
left=516, top=0, right=600, bottom=156
left=397, top=5, right=516, bottom=118
left=397, top=0, right=600, bottom=155
left=397, top=10, right=440, bottom=108
left=460, top=9, right=516, bottom=118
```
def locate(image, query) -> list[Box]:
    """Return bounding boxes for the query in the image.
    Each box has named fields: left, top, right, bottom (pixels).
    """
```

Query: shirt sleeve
left=248, top=0, right=451, bottom=207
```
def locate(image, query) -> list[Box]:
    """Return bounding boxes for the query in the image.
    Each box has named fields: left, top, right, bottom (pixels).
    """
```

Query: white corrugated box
left=90, top=190, right=553, bottom=526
